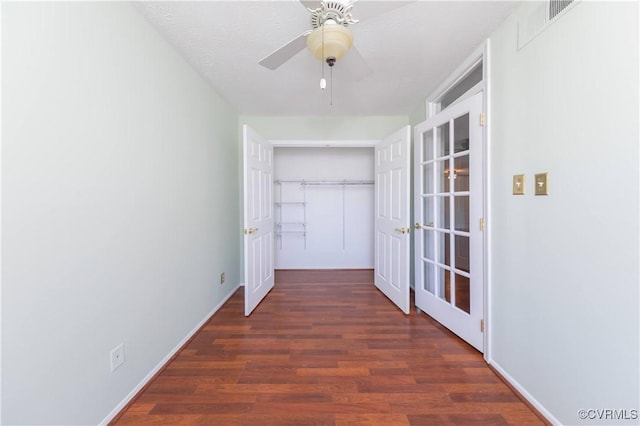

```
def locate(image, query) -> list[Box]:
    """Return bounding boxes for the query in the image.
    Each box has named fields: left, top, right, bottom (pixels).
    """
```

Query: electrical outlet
left=110, top=343, right=125, bottom=372
left=220, top=272, right=225, bottom=285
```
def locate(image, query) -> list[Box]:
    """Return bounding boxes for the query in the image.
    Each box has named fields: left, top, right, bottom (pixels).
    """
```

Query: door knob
left=415, top=223, right=422, bottom=229
left=395, top=227, right=410, bottom=234
left=243, top=228, right=259, bottom=234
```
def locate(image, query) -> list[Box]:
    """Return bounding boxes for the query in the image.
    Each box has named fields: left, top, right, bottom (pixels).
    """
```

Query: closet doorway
left=273, top=146, right=374, bottom=270
left=242, top=126, right=411, bottom=316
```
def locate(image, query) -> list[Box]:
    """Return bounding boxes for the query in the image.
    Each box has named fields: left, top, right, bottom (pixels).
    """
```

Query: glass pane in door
left=423, top=229, right=435, bottom=260
left=422, top=196, right=434, bottom=227
left=423, top=129, right=434, bottom=161
left=453, top=196, right=469, bottom=232
left=454, top=273, right=470, bottom=313
left=422, top=163, right=434, bottom=194
left=436, top=122, right=450, bottom=157
left=435, top=159, right=450, bottom=193
left=437, top=267, right=451, bottom=302
left=453, top=113, right=469, bottom=153
left=435, top=231, right=451, bottom=268
left=453, top=155, right=469, bottom=192
left=454, top=235, right=470, bottom=273
left=424, top=261, right=435, bottom=294
left=436, top=196, right=450, bottom=229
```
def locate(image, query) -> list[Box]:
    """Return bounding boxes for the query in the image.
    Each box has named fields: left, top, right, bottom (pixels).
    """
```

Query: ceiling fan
left=258, top=0, right=413, bottom=77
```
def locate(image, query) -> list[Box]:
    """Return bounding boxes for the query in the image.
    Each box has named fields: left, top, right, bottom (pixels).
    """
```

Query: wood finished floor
left=113, top=270, right=544, bottom=425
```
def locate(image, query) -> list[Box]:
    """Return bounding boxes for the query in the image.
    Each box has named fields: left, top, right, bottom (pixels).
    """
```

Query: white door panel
left=243, top=125, right=274, bottom=316
left=413, top=93, right=484, bottom=351
left=374, top=126, right=411, bottom=314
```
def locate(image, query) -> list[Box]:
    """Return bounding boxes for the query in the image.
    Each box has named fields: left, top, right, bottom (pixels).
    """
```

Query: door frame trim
left=423, top=40, right=491, bottom=360
left=270, top=139, right=379, bottom=148
left=425, top=42, right=486, bottom=119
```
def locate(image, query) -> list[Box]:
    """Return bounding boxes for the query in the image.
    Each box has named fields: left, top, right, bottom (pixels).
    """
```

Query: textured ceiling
left=136, top=1, right=519, bottom=116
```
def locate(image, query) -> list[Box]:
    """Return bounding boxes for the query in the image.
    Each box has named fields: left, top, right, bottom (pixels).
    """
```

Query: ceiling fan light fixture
left=306, top=24, right=353, bottom=62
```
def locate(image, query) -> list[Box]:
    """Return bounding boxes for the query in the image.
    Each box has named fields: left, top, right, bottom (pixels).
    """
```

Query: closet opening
left=273, top=146, right=375, bottom=275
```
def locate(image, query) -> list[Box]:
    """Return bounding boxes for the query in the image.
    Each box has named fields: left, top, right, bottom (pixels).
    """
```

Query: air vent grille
left=517, top=0, right=578, bottom=50
left=550, top=0, right=574, bottom=19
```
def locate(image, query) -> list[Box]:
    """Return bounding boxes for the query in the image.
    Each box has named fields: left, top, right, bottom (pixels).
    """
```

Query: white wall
left=241, top=116, right=409, bottom=140
left=1, top=3, right=240, bottom=425
left=488, top=2, right=639, bottom=424
left=274, top=147, right=374, bottom=269
left=409, top=103, right=427, bottom=127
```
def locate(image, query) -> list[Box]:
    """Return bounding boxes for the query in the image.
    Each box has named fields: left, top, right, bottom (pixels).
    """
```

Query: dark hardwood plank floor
left=112, top=270, right=545, bottom=425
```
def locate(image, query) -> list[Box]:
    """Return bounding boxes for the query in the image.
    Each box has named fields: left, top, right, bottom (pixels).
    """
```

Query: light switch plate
left=535, top=173, right=549, bottom=196
left=513, top=174, right=525, bottom=195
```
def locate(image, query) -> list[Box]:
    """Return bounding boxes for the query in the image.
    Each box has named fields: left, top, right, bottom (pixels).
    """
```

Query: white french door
left=242, top=125, right=275, bottom=316
left=414, top=92, right=484, bottom=351
left=374, top=126, right=411, bottom=314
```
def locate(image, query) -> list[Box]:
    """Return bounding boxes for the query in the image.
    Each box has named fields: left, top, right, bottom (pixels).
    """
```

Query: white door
left=414, top=92, right=484, bottom=351
left=374, top=126, right=411, bottom=314
left=243, top=125, right=275, bottom=316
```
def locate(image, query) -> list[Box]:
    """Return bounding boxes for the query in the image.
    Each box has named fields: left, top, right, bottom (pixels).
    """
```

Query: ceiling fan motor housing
left=309, top=1, right=356, bottom=29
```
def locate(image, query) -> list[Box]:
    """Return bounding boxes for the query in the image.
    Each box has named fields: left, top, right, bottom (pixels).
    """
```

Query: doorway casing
left=423, top=41, right=491, bottom=360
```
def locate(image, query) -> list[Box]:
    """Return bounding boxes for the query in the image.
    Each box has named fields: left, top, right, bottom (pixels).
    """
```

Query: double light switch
left=512, top=173, right=548, bottom=195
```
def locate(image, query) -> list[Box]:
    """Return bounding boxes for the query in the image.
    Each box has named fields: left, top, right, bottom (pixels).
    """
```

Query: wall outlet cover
left=110, top=343, right=125, bottom=372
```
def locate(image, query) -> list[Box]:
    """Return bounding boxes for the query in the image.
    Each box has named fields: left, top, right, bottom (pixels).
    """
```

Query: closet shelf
left=276, top=181, right=308, bottom=249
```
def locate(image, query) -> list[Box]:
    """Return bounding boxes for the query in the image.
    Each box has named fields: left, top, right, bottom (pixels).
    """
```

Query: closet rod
left=275, top=179, right=374, bottom=186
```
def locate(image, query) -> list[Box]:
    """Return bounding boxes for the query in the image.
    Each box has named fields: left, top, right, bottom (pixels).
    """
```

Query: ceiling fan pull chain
left=330, top=64, right=333, bottom=106
left=321, top=24, right=325, bottom=88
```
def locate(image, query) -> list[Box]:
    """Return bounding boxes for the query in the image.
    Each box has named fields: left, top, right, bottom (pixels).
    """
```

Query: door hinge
left=480, top=319, right=485, bottom=332
left=480, top=112, right=485, bottom=126
left=479, top=218, right=485, bottom=231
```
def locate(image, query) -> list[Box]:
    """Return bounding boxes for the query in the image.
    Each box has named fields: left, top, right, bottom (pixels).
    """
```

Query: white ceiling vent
left=517, top=0, right=579, bottom=50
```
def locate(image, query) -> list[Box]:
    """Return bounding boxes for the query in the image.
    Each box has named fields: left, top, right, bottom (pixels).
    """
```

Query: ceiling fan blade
left=342, top=45, right=372, bottom=79
left=258, top=30, right=312, bottom=70
left=354, top=0, right=416, bottom=23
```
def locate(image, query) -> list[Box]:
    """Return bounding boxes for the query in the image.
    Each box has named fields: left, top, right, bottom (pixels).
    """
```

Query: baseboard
left=99, top=283, right=241, bottom=426
left=487, top=359, right=559, bottom=425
